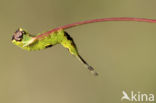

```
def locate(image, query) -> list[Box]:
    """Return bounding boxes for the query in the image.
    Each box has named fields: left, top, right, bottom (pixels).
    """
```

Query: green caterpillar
left=11, top=17, right=156, bottom=76
left=12, top=28, right=98, bottom=76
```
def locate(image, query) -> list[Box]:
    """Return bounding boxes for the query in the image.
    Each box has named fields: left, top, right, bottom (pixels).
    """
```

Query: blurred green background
left=0, top=0, right=155, bottom=103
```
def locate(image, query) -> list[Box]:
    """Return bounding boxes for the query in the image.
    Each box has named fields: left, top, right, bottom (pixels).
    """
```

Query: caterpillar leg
left=61, top=31, right=98, bottom=76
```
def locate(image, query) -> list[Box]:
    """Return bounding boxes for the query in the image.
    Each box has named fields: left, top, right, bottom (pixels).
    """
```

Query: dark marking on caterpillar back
left=64, top=31, right=77, bottom=50
left=45, top=44, right=53, bottom=48
left=64, top=31, right=73, bottom=41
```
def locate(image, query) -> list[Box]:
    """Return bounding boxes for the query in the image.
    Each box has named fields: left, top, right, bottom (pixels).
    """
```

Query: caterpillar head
left=12, top=28, right=36, bottom=50
left=12, top=28, right=28, bottom=41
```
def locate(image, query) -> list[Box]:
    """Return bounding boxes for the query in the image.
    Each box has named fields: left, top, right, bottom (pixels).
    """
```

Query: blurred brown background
left=0, top=0, right=155, bottom=103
